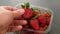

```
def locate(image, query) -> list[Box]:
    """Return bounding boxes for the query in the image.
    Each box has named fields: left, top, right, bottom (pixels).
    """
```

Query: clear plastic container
left=15, top=3, right=54, bottom=34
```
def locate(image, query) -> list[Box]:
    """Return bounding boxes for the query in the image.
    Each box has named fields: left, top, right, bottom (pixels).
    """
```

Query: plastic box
left=15, top=3, right=54, bottom=34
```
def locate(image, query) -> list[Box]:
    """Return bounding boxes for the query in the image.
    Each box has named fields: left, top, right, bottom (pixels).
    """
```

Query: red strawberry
left=39, top=27, right=44, bottom=31
left=23, top=8, right=33, bottom=19
left=44, top=25, right=48, bottom=30
left=44, top=25, right=48, bottom=28
left=33, top=12, right=39, bottom=15
left=44, top=12, right=50, bottom=17
left=32, top=8, right=41, bottom=16
left=38, top=14, right=46, bottom=24
left=30, top=19, right=39, bottom=30
left=44, top=10, right=52, bottom=17
left=40, top=24, right=45, bottom=27
left=33, top=10, right=41, bottom=16
left=46, top=17, right=51, bottom=25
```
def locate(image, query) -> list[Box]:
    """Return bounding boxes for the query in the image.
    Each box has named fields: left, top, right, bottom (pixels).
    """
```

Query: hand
left=0, top=6, right=27, bottom=33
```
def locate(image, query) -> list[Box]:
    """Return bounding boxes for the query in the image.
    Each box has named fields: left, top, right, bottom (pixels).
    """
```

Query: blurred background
left=0, top=0, right=60, bottom=34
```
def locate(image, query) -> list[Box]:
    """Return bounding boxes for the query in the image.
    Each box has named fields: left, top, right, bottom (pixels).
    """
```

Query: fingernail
left=13, top=9, right=25, bottom=18
left=17, top=9, right=25, bottom=15
left=19, top=20, right=27, bottom=25
left=22, top=20, right=27, bottom=25
left=17, top=26, right=22, bottom=30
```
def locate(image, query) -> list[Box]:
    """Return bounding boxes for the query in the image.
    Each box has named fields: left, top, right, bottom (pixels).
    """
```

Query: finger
left=7, top=25, right=22, bottom=32
left=0, top=6, right=17, bottom=11
left=7, top=26, right=12, bottom=32
left=14, top=20, right=27, bottom=25
left=0, top=6, right=25, bottom=19
left=13, top=9, right=25, bottom=18
left=12, top=25, right=22, bottom=32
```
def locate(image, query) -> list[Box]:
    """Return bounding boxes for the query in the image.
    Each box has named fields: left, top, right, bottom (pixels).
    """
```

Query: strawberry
left=44, top=11, right=51, bottom=25
left=44, top=12, right=49, bottom=17
left=40, top=24, right=45, bottom=27
left=23, top=8, right=33, bottom=19
left=44, top=25, right=48, bottom=31
left=35, top=27, right=44, bottom=34
left=46, top=17, right=51, bottom=25
left=44, top=10, right=52, bottom=17
left=38, top=14, right=46, bottom=24
left=39, top=27, right=44, bottom=31
left=31, top=8, right=41, bottom=16
left=30, top=19, right=39, bottom=30
left=33, top=11, right=39, bottom=15
left=21, top=2, right=33, bottom=19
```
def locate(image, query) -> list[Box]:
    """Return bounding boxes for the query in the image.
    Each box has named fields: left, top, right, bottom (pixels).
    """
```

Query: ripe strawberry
left=46, top=17, right=51, bottom=25
left=34, top=28, right=44, bottom=34
left=38, top=14, right=46, bottom=24
left=44, top=12, right=49, bottom=17
left=44, top=10, right=52, bottom=17
left=44, top=25, right=48, bottom=31
left=31, top=8, right=41, bottom=16
left=40, top=24, right=45, bottom=27
left=30, top=19, right=39, bottom=30
left=23, top=8, right=33, bottom=19
left=39, top=27, right=44, bottom=31
left=33, top=11, right=39, bottom=15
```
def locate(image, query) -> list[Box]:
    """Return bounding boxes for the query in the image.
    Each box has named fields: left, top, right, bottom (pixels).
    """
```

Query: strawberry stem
left=31, top=8, right=40, bottom=12
left=21, top=2, right=30, bottom=8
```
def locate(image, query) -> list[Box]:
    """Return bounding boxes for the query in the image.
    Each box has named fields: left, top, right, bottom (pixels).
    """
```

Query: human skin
left=0, top=6, right=27, bottom=34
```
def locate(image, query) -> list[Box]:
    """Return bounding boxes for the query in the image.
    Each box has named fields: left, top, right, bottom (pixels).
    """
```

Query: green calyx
left=32, top=14, right=40, bottom=19
left=31, top=8, right=41, bottom=19
left=32, top=16, right=38, bottom=19
left=46, top=10, right=52, bottom=15
left=21, top=2, right=30, bottom=8
left=31, top=8, right=40, bottom=12
left=44, top=27, right=48, bottom=31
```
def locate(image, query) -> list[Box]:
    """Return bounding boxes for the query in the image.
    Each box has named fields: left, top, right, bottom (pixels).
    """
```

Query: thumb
left=13, top=9, right=25, bottom=18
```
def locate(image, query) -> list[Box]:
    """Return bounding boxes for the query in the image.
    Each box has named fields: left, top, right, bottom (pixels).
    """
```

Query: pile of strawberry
left=18, top=2, right=52, bottom=31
